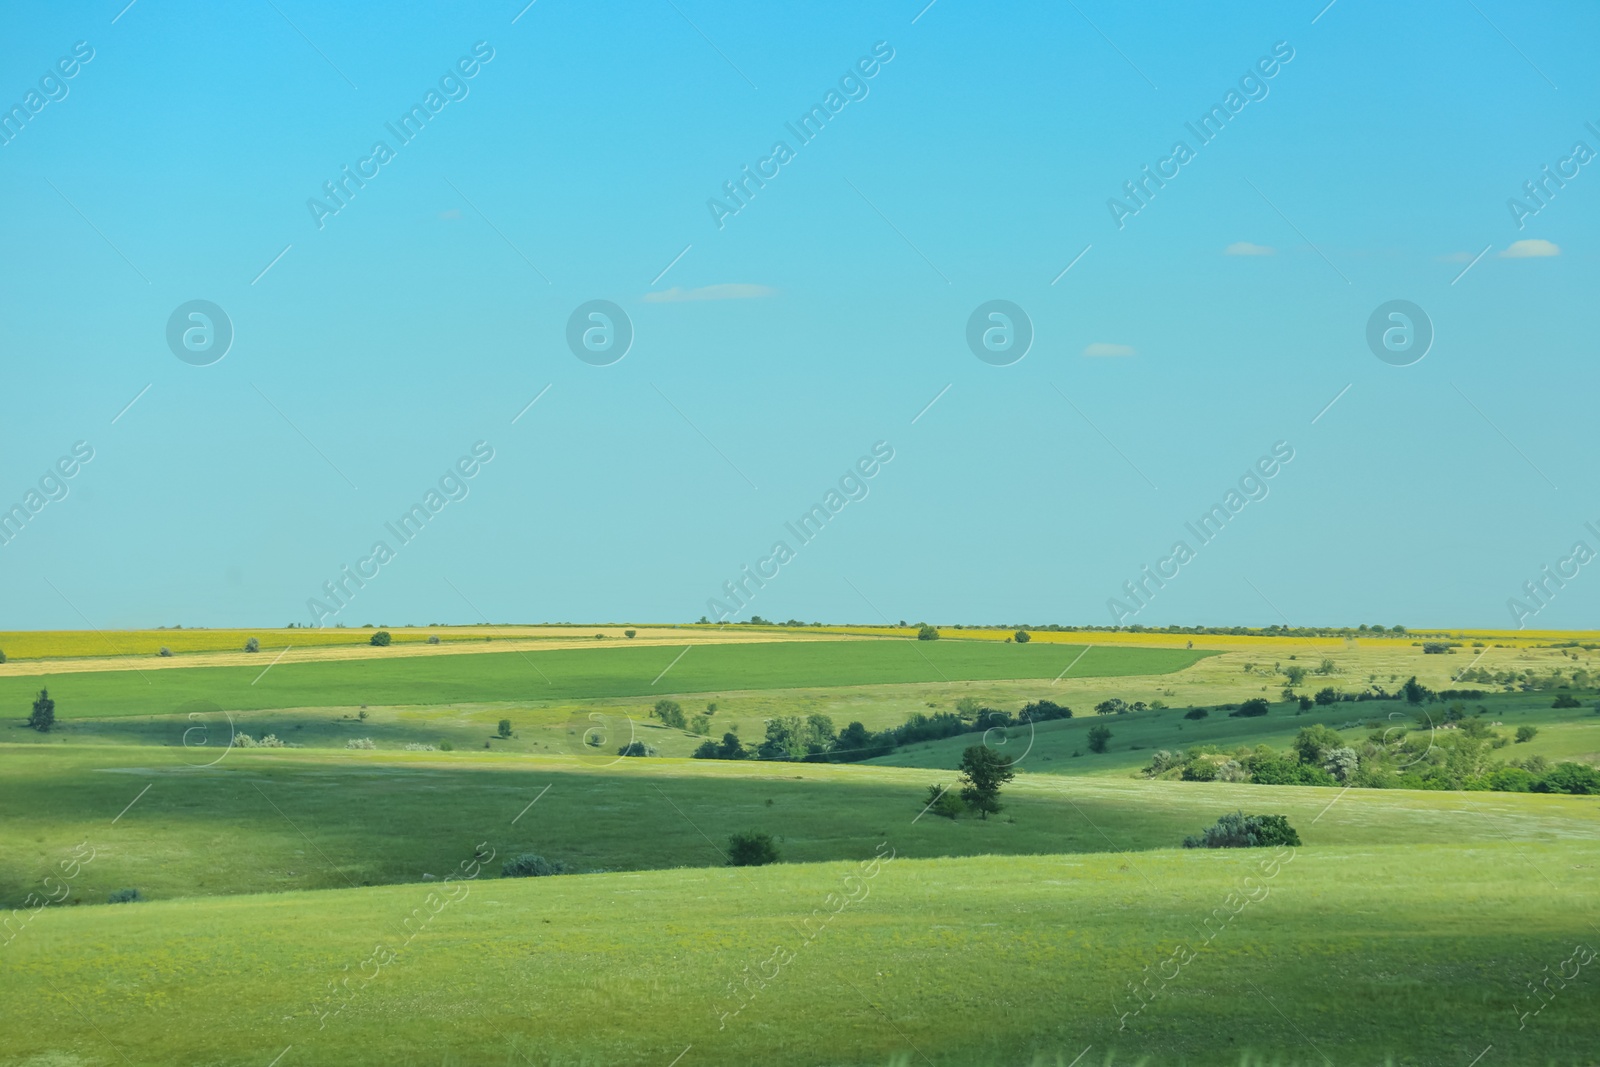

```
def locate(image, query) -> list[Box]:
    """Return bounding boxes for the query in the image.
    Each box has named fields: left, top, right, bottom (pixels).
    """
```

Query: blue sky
left=1, top=0, right=1596, bottom=631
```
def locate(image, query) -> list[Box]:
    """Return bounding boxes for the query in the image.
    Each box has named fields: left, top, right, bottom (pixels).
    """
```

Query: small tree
left=726, top=831, right=780, bottom=866
left=1014, top=630, right=1031, bottom=644
left=28, top=689, right=55, bottom=732
left=0, top=648, right=7, bottom=664
left=916, top=624, right=939, bottom=641
left=370, top=630, right=392, bottom=647
left=653, top=699, right=686, bottom=729
left=1515, top=725, right=1539, bottom=743
left=1087, top=724, right=1112, bottom=753
left=497, top=719, right=512, bottom=739
left=1095, top=698, right=1129, bottom=716
left=958, top=745, right=1015, bottom=820
left=624, top=629, right=637, bottom=639
left=244, top=637, right=260, bottom=653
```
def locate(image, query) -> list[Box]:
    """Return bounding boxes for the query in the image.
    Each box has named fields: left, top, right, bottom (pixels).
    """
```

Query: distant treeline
left=692, top=698, right=1074, bottom=763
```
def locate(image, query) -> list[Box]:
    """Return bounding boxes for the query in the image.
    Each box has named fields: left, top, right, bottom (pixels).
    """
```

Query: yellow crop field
left=698, top=623, right=1600, bottom=651
left=0, top=625, right=697, bottom=662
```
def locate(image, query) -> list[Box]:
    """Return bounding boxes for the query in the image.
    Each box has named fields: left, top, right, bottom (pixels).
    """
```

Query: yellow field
left=0, top=625, right=705, bottom=662
left=709, top=624, right=1600, bottom=651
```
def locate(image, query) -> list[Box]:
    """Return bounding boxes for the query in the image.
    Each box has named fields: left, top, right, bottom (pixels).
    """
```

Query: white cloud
left=1224, top=241, right=1275, bottom=257
left=1500, top=239, right=1560, bottom=258
left=643, top=283, right=777, bottom=303
left=1083, top=342, right=1136, bottom=358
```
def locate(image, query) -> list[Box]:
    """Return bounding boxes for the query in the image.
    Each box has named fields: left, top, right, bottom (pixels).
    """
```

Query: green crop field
left=3, top=632, right=1598, bottom=1066
left=0, top=639, right=1206, bottom=720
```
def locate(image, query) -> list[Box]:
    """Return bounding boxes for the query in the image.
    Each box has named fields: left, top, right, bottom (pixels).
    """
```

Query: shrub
left=1248, top=752, right=1334, bottom=786
left=1014, top=630, right=1030, bottom=644
left=726, top=831, right=780, bottom=866
left=1552, top=694, right=1581, bottom=708
left=693, top=731, right=750, bottom=760
left=1485, top=766, right=1536, bottom=792
left=923, top=784, right=964, bottom=819
left=1087, top=724, right=1112, bottom=753
left=916, top=624, right=939, bottom=641
left=427, top=635, right=441, bottom=644
left=158, top=647, right=173, bottom=657
left=244, top=638, right=260, bottom=653
left=1229, top=699, right=1270, bottom=718
left=1144, top=750, right=1184, bottom=776
left=1181, top=759, right=1218, bottom=782
left=689, top=714, right=712, bottom=735
left=501, top=853, right=566, bottom=878
left=1183, top=708, right=1209, bottom=721
left=438, top=740, right=453, bottom=751
left=1019, top=699, right=1072, bottom=723
left=1322, top=747, right=1359, bottom=782
left=346, top=738, right=376, bottom=749
left=1515, top=725, right=1539, bottom=743
left=370, top=631, right=392, bottom=647
left=107, top=888, right=143, bottom=904
left=0, top=648, right=5, bottom=664
left=617, top=741, right=659, bottom=757
left=1183, top=812, right=1301, bottom=849
left=1293, top=724, right=1344, bottom=764
left=1313, top=687, right=1338, bottom=706
left=403, top=743, right=437, bottom=752
left=28, top=689, right=56, bottom=732
left=1533, top=762, right=1600, bottom=795
left=625, top=629, right=637, bottom=638
left=497, top=719, right=512, bottom=739
left=1215, top=759, right=1249, bottom=783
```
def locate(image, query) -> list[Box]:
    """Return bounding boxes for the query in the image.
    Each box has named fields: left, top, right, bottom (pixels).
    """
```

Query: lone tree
left=957, top=745, right=1015, bottom=820
left=1014, top=630, right=1030, bottom=644
left=497, top=719, right=512, bottom=739
left=28, top=689, right=55, bottom=732
left=1087, top=724, right=1112, bottom=753
left=916, top=624, right=939, bottom=641
left=652, top=699, right=687, bottom=729
left=370, top=630, right=392, bottom=647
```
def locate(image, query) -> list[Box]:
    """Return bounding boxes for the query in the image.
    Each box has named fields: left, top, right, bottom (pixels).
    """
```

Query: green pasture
left=4, top=843, right=1596, bottom=1066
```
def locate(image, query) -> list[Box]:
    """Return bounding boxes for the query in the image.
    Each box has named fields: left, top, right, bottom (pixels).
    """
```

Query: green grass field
left=4, top=632, right=1599, bottom=1066
left=0, top=639, right=1206, bottom=719
left=6, top=840, right=1597, bottom=1066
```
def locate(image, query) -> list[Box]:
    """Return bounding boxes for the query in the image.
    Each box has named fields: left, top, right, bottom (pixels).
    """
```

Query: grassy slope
left=3, top=744, right=1596, bottom=907
left=5, top=844, right=1597, bottom=1067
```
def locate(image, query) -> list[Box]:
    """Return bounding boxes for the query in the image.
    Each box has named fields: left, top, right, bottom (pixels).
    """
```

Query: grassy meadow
left=2, top=628, right=1598, bottom=1066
